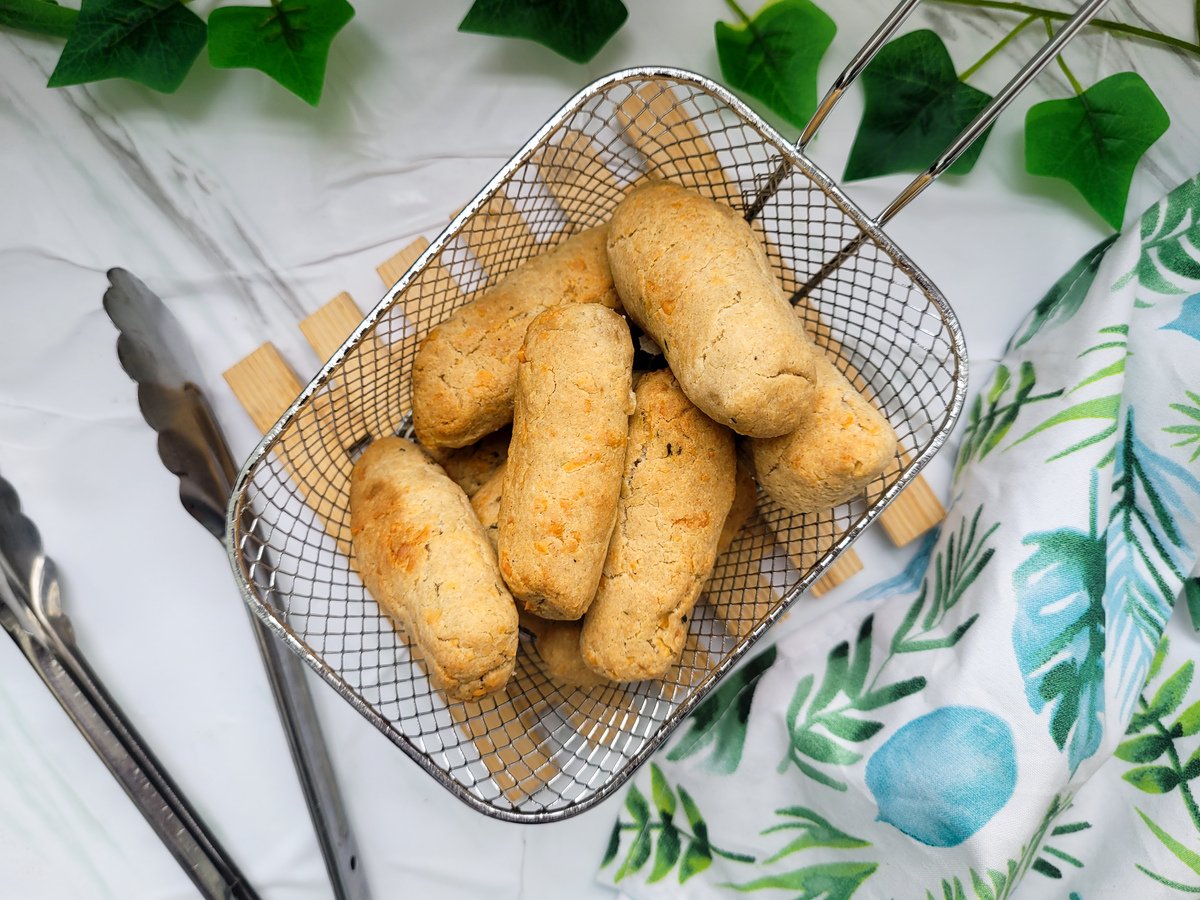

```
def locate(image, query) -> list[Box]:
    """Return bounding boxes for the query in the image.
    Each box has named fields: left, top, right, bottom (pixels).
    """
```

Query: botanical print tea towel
left=598, top=173, right=1200, bottom=899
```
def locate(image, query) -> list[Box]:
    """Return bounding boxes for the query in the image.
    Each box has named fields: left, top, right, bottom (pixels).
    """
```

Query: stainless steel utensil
left=226, top=2, right=1109, bottom=822
left=0, top=473, right=258, bottom=899
left=103, top=268, right=369, bottom=900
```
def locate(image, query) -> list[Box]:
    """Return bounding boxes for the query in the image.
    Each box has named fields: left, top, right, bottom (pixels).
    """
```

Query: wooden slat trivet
left=227, top=278, right=557, bottom=804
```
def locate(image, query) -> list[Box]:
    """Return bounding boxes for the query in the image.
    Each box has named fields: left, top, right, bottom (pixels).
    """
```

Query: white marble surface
left=1, top=1, right=1198, bottom=897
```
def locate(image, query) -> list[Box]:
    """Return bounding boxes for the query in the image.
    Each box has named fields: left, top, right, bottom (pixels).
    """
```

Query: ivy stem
left=929, top=0, right=1200, bottom=59
left=960, top=14, right=1038, bottom=81
left=1044, top=17, right=1084, bottom=96
left=724, top=0, right=754, bottom=28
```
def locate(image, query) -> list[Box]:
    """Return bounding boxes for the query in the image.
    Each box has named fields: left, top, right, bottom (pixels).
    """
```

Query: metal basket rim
left=224, top=65, right=969, bottom=824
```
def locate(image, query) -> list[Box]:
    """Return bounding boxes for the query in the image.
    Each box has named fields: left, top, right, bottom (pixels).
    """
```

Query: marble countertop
left=2, top=1, right=1198, bottom=897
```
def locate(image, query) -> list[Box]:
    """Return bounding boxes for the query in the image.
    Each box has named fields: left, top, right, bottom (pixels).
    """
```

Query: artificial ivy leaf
left=47, top=0, right=205, bottom=93
left=1025, top=72, right=1170, bottom=230
left=714, top=0, right=836, bottom=129
left=208, top=0, right=354, bottom=106
left=458, top=0, right=627, bottom=64
left=844, top=29, right=993, bottom=181
left=0, top=0, right=78, bottom=39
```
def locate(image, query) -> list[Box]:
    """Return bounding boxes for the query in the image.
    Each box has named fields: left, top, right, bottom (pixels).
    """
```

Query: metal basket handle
left=749, top=0, right=1110, bottom=226
left=763, top=0, right=1110, bottom=295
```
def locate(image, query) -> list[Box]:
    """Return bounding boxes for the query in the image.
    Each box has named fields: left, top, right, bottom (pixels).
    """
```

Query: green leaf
left=1010, top=235, right=1119, bottom=350
left=0, top=0, right=78, bottom=38
left=208, top=0, right=354, bottom=106
left=650, top=764, right=676, bottom=819
left=1150, top=661, right=1195, bottom=718
left=1031, top=857, right=1062, bottom=879
left=677, top=786, right=706, bottom=837
left=845, top=29, right=993, bottom=181
left=1051, top=821, right=1092, bottom=836
left=727, top=861, right=879, bottom=898
left=1179, top=700, right=1200, bottom=738
left=1149, top=635, right=1171, bottom=685
left=788, top=753, right=849, bottom=792
left=970, top=868, right=995, bottom=900
left=1183, top=748, right=1200, bottom=780
left=667, top=645, right=776, bottom=773
left=648, top=820, right=681, bottom=883
left=793, top=729, right=861, bottom=765
left=458, top=0, right=626, bottom=64
left=1138, top=808, right=1200, bottom=877
left=1115, top=733, right=1170, bottom=763
left=626, top=783, right=650, bottom=827
left=1025, top=72, right=1170, bottom=230
left=614, top=824, right=653, bottom=882
left=601, top=820, right=621, bottom=867
left=786, top=673, right=815, bottom=735
left=856, top=676, right=926, bottom=711
left=811, top=640, right=849, bottom=712
left=1134, top=865, right=1200, bottom=893
left=762, top=807, right=870, bottom=862
left=714, top=0, right=836, bottom=128
left=846, top=615, right=873, bottom=698
left=47, top=0, right=205, bottom=92
left=819, top=713, right=883, bottom=743
left=1123, top=765, right=1181, bottom=794
left=1186, top=577, right=1200, bottom=630
left=679, top=840, right=712, bottom=883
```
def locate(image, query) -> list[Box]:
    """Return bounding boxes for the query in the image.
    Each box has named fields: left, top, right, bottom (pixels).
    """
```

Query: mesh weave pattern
left=229, top=71, right=964, bottom=822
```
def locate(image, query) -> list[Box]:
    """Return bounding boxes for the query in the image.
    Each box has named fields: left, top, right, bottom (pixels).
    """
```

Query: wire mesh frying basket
left=227, top=0, right=1107, bottom=823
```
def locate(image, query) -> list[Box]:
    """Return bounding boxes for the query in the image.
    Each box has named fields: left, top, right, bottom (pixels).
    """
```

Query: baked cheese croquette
left=426, top=427, right=510, bottom=497
left=606, top=182, right=817, bottom=438
left=349, top=437, right=518, bottom=701
left=751, top=348, right=898, bottom=515
left=498, top=304, right=634, bottom=620
left=580, top=370, right=735, bottom=681
left=411, top=226, right=620, bottom=450
left=474, top=466, right=609, bottom=688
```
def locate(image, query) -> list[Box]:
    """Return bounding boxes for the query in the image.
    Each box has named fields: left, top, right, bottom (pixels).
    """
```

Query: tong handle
left=236, top=514, right=370, bottom=900
left=2, top=608, right=258, bottom=899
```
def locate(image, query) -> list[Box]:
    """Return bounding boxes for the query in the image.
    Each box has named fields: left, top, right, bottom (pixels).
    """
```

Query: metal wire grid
left=228, top=68, right=966, bottom=823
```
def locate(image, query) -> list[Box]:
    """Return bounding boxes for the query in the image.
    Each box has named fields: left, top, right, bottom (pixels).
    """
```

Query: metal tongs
left=0, top=473, right=258, bottom=899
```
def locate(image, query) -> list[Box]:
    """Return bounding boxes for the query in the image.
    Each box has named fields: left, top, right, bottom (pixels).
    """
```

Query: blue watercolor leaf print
left=1013, top=477, right=1108, bottom=772
left=1163, top=293, right=1200, bottom=343
left=853, top=528, right=939, bottom=603
left=865, top=706, right=1017, bottom=848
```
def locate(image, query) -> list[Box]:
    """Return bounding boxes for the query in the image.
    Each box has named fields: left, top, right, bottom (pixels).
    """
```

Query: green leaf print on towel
left=667, top=645, right=777, bottom=774
left=781, top=508, right=995, bottom=791
left=923, top=794, right=1091, bottom=899
left=1013, top=475, right=1107, bottom=772
left=955, top=362, right=1062, bottom=479
left=1165, top=390, right=1200, bottom=463
left=1015, top=325, right=1127, bottom=466
left=1115, top=175, right=1200, bottom=304
left=1009, top=234, right=1119, bottom=351
left=1123, top=638, right=1200, bottom=892
left=602, top=764, right=754, bottom=884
